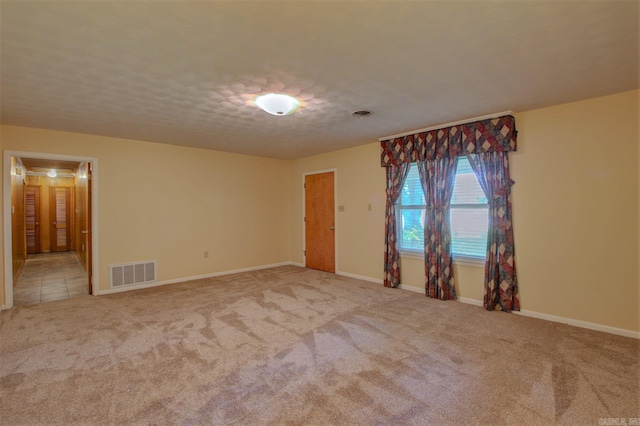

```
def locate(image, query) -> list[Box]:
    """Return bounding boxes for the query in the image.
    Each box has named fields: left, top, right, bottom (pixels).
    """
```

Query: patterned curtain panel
left=467, top=152, right=520, bottom=312
left=380, top=115, right=517, bottom=167
left=384, top=163, right=411, bottom=288
left=417, top=157, right=458, bottom=300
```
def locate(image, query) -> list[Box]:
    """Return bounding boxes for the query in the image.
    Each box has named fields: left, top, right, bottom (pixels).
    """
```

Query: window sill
left=453, top=256, right=485, bottom=268
left=399, top=251, right=485, bottom=268
left=399, top=250, right=423, bottom=261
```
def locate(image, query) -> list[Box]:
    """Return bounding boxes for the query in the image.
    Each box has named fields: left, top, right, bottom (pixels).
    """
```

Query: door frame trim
left=302, top=168, right=337, bottom=272
left=3, top=150, right=99, bottom=309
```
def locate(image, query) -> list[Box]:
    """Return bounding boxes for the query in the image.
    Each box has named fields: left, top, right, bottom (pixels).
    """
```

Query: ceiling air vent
left=352, top=110, right=371, bottom=118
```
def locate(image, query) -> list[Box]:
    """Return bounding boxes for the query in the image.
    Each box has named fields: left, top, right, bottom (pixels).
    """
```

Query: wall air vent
left=110, top=261, right=156, bottom=288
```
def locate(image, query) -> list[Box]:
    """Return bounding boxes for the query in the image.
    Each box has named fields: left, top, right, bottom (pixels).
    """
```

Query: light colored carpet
left=0, top=266, right=637, bottom=425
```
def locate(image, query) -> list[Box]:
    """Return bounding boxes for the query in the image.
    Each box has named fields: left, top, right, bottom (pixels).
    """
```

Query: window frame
left=396, top=161, right=487, bottom=267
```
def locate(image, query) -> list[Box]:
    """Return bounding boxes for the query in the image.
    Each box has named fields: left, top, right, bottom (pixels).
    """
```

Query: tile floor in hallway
left=13, top=252, right=89, bottom=306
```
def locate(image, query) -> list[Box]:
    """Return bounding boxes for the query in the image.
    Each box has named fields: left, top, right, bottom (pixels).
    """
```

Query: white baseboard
left=0, top=304, right=5, bottom=311
left=94, top=262, right=640, bottom=339
left=458, top=296, right=639, bottom=339
left=336, top=271, right=426, bottom=297
left=337, top=272, right=425, bottom=296
left=514, top=308, right=640, bottom=339
left=95, top=261, right=295, bottom=296
left=458, top=296, right=483, bottom=307
left=399, top=283, right=423, bottom=294
left=344, top=273, right=639, bottom=340
left=336, top=270, right=382, bottom=284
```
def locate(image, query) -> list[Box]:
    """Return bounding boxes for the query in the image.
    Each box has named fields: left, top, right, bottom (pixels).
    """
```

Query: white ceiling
left=1, top=1, right=637, bottom=160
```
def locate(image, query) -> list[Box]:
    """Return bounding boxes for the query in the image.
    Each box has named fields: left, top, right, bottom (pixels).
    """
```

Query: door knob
left=329, top=226, right=335, bottom=230
left=82, top=230, right=89, bottom=234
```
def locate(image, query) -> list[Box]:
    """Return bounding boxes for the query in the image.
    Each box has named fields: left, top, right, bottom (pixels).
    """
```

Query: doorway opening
left=3, top=151, right=98, bottom=309
left=13, top=252, right=88, bottom=306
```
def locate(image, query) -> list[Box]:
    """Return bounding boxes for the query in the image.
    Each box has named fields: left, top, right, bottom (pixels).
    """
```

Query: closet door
left=50, top=187, right=71, bottom=252
left=26, top=185, right=41, bottom=254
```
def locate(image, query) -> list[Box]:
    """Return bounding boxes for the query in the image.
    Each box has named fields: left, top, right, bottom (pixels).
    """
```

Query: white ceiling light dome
left=255, top=93, right=300, bottom=116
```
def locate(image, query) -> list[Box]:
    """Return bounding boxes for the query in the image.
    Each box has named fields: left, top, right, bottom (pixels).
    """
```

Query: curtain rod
left=378, top=110, right=514, bottom=141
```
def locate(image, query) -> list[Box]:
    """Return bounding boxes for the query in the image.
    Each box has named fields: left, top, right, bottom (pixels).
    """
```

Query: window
left=397, top=157, right=488, bottom=259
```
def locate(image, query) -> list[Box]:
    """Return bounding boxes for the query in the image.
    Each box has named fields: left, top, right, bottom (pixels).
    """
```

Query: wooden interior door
left=50, top=187, right=71, bottom=252
left=26, top=185, right=41, bottom=254
left=304, top=172, right=335, bottom=273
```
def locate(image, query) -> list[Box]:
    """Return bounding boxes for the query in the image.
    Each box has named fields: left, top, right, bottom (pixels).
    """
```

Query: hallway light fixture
left=255, top=93, right=299, bottom=116
left=47, top=169, right=57, bottom=178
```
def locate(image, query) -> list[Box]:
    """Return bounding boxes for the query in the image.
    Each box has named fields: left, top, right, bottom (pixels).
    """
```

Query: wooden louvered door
left=26, top=185, right=41, bottom=254
left=50, top=187, right=71, bottom=252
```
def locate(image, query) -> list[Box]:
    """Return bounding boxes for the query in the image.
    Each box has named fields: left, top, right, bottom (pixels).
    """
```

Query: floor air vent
left=110, top=261, right=156, bottom=287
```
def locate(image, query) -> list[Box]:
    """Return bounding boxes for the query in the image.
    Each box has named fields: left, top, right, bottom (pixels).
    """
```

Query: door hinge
left=303, top=250, right=306, bottom=256
left=304, top=217, right=306, bottom=222
left=304, top=183, right=306, bottom=189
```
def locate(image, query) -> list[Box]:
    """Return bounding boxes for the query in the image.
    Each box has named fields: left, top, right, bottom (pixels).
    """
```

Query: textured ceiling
left=1, top=1, right=638, bottom=160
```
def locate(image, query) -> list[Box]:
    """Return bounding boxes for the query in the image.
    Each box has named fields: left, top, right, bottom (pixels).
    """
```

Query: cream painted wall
left=289, top=139, right=488, bottom=298
left=1, top=125, right=292, bottom=300
left=0, top=133, right=4, bottom=308
left=511, top=90, right=638, bottom=332
left=1, top=90, right=637, bottom=333
left=290, top=144, right=386, bottom=276
left=291, top=90, right=639, bottom=332
left=0, top=134, right=5, bottom=309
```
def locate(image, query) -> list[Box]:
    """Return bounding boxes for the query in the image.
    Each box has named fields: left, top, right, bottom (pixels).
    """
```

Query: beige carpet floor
left=0, top=266, right=638, bottom=425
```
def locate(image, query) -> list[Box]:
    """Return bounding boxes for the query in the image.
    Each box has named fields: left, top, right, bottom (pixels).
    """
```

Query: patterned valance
left=380, top=115, right=517, bottom=167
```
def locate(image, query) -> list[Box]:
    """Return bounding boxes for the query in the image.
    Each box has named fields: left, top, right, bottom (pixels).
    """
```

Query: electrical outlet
left=204, top=251, right=209, bottom=258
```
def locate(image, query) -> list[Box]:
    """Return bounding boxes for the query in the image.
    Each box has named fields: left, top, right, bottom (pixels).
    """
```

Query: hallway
left=13, top=252, right=88, bottom=306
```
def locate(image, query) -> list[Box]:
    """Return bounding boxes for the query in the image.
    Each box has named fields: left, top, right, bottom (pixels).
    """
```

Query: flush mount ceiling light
left=255, top=93, right=300, bottom=116
left=47, top=169, right=57, bottom=178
